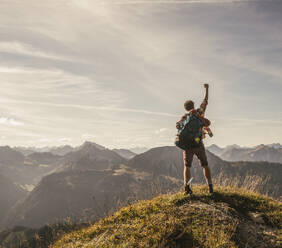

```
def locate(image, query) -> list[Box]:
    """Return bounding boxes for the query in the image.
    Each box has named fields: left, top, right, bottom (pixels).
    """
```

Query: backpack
left=175, top=114, right=204, bottom=150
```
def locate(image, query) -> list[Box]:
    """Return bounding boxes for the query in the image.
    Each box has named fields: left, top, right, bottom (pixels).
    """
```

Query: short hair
left=184, top=100, right=194, bottom=111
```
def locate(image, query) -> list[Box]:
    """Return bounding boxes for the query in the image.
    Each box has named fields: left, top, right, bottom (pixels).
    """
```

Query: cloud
left=0, top=41, right=77, bottom=62
left=0, top=117, right=24, bottom=126
left=155, top=128, right=168, bottom=134
left=39, top=138, right=51, bottom=143
left=0, top=99, right=178, bottom=117
left=58, top=138, right=72, bottom=143
left=81, top=134, right=96, bottom=139
left=0, top=67, right=30, bottom=73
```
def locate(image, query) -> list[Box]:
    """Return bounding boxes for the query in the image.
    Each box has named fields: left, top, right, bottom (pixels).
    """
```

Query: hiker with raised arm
left=175, top=84, right=213, bottom=195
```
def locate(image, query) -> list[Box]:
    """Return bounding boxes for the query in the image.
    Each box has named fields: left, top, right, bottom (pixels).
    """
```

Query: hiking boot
left=184, top=184, right=193, bottom=195
left=209, top=184, right=213, bottom=194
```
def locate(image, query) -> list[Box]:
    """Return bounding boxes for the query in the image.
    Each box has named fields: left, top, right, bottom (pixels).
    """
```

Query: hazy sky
left=0, top=0, right=282, bottom=149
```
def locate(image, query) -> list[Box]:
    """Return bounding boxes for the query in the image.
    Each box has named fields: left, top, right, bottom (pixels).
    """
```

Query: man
left=176, top=84, right=213, bottom=194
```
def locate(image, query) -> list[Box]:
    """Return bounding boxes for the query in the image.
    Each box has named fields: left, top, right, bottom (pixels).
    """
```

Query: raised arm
left=199, top=84, right=209, bottom=115
left=204, top=83, right=209, bottom=101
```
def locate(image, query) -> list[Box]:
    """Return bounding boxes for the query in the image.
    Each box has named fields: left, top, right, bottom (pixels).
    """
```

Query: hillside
left=1, top=165, right=180, bottom=229
left=0, top=173, right=27, bottom=226
left=53, top=186, right=282, bottom=248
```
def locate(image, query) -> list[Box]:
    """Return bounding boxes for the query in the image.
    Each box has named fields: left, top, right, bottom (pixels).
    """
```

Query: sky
left=0, top=0, right=282, bottom=149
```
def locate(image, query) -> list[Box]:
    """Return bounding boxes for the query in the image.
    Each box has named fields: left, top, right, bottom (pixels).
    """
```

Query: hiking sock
left=208, top=184, right=213, bottom=193
left=184, top=179, right=190, bottom=186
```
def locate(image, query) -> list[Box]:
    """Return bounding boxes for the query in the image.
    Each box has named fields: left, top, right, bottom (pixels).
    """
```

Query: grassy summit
left=53, top=186, right=281, bottom=248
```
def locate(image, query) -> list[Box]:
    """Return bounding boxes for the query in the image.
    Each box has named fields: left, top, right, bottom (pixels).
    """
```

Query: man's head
left=184, top=100, right=194, bottom=111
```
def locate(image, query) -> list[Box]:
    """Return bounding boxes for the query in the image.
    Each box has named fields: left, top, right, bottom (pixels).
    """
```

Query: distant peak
left=266, top=143, right=282, bottom=149
left=81, top=141, right=105, bottom=150
left=226, top=144, right=241, bottom=149
left=208, top=144, right=221, bottom=149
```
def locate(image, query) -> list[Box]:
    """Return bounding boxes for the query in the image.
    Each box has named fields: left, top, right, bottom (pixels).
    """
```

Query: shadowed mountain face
left=112, top=149, right=136, bottom=160
left=128, top=146, right=184, bottom=178
left=0, top=174, right=27, bottom=225
left=1, top=166, right=180, bottom=229
left=128, top=146, right=226, bottom=184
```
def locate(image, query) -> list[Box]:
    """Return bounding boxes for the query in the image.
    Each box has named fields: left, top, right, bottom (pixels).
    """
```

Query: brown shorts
left=183, top=145, right=208, bottom=168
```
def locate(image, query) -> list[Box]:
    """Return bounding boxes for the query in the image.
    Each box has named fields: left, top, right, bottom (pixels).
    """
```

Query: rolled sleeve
left=199, top=99, right=208, bottom=114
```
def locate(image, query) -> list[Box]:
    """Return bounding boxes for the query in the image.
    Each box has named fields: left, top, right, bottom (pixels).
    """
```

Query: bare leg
left=183, top=166, right=193, bottom=194
left=184, top=166, right=191, bottom=185
left=183, top=150, right=193, bottom=194
left=203, top=166, right=212, bottom=185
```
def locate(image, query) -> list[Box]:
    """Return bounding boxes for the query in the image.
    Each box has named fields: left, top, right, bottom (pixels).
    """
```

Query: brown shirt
left=199, top=98, right=208, bottom=116
left=176, top=98, right=209, bottom=129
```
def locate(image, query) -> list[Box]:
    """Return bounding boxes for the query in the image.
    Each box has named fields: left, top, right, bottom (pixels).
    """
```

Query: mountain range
left=1, top=142, right=281, bottom=231
left=207, top=143, right=282, bottom=163
left=14, top=143, right=145, bottom=157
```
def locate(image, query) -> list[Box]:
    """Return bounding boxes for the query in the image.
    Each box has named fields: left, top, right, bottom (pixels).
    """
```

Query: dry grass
left=52, top=185, right=281, bottom=248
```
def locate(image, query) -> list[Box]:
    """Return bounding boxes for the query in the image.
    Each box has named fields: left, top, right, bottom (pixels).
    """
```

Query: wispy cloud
left=155, top=128, right=168, bottom=134
left=0, top=117, right=24, bottom=126
left=0, top=99, right=178, bottom=117
left=81, top=134, right=97, bottom=139
left=0, top=41, right=77, bottom=62
left=57, top=137, right=72, bottom=143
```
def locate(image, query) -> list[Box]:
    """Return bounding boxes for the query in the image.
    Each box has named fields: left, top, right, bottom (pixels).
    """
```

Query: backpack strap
left=189, top=110, right=210, bottom=127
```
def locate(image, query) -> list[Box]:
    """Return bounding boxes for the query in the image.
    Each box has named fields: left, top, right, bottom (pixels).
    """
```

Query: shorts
left=183, top=145, right=208, bottom=168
